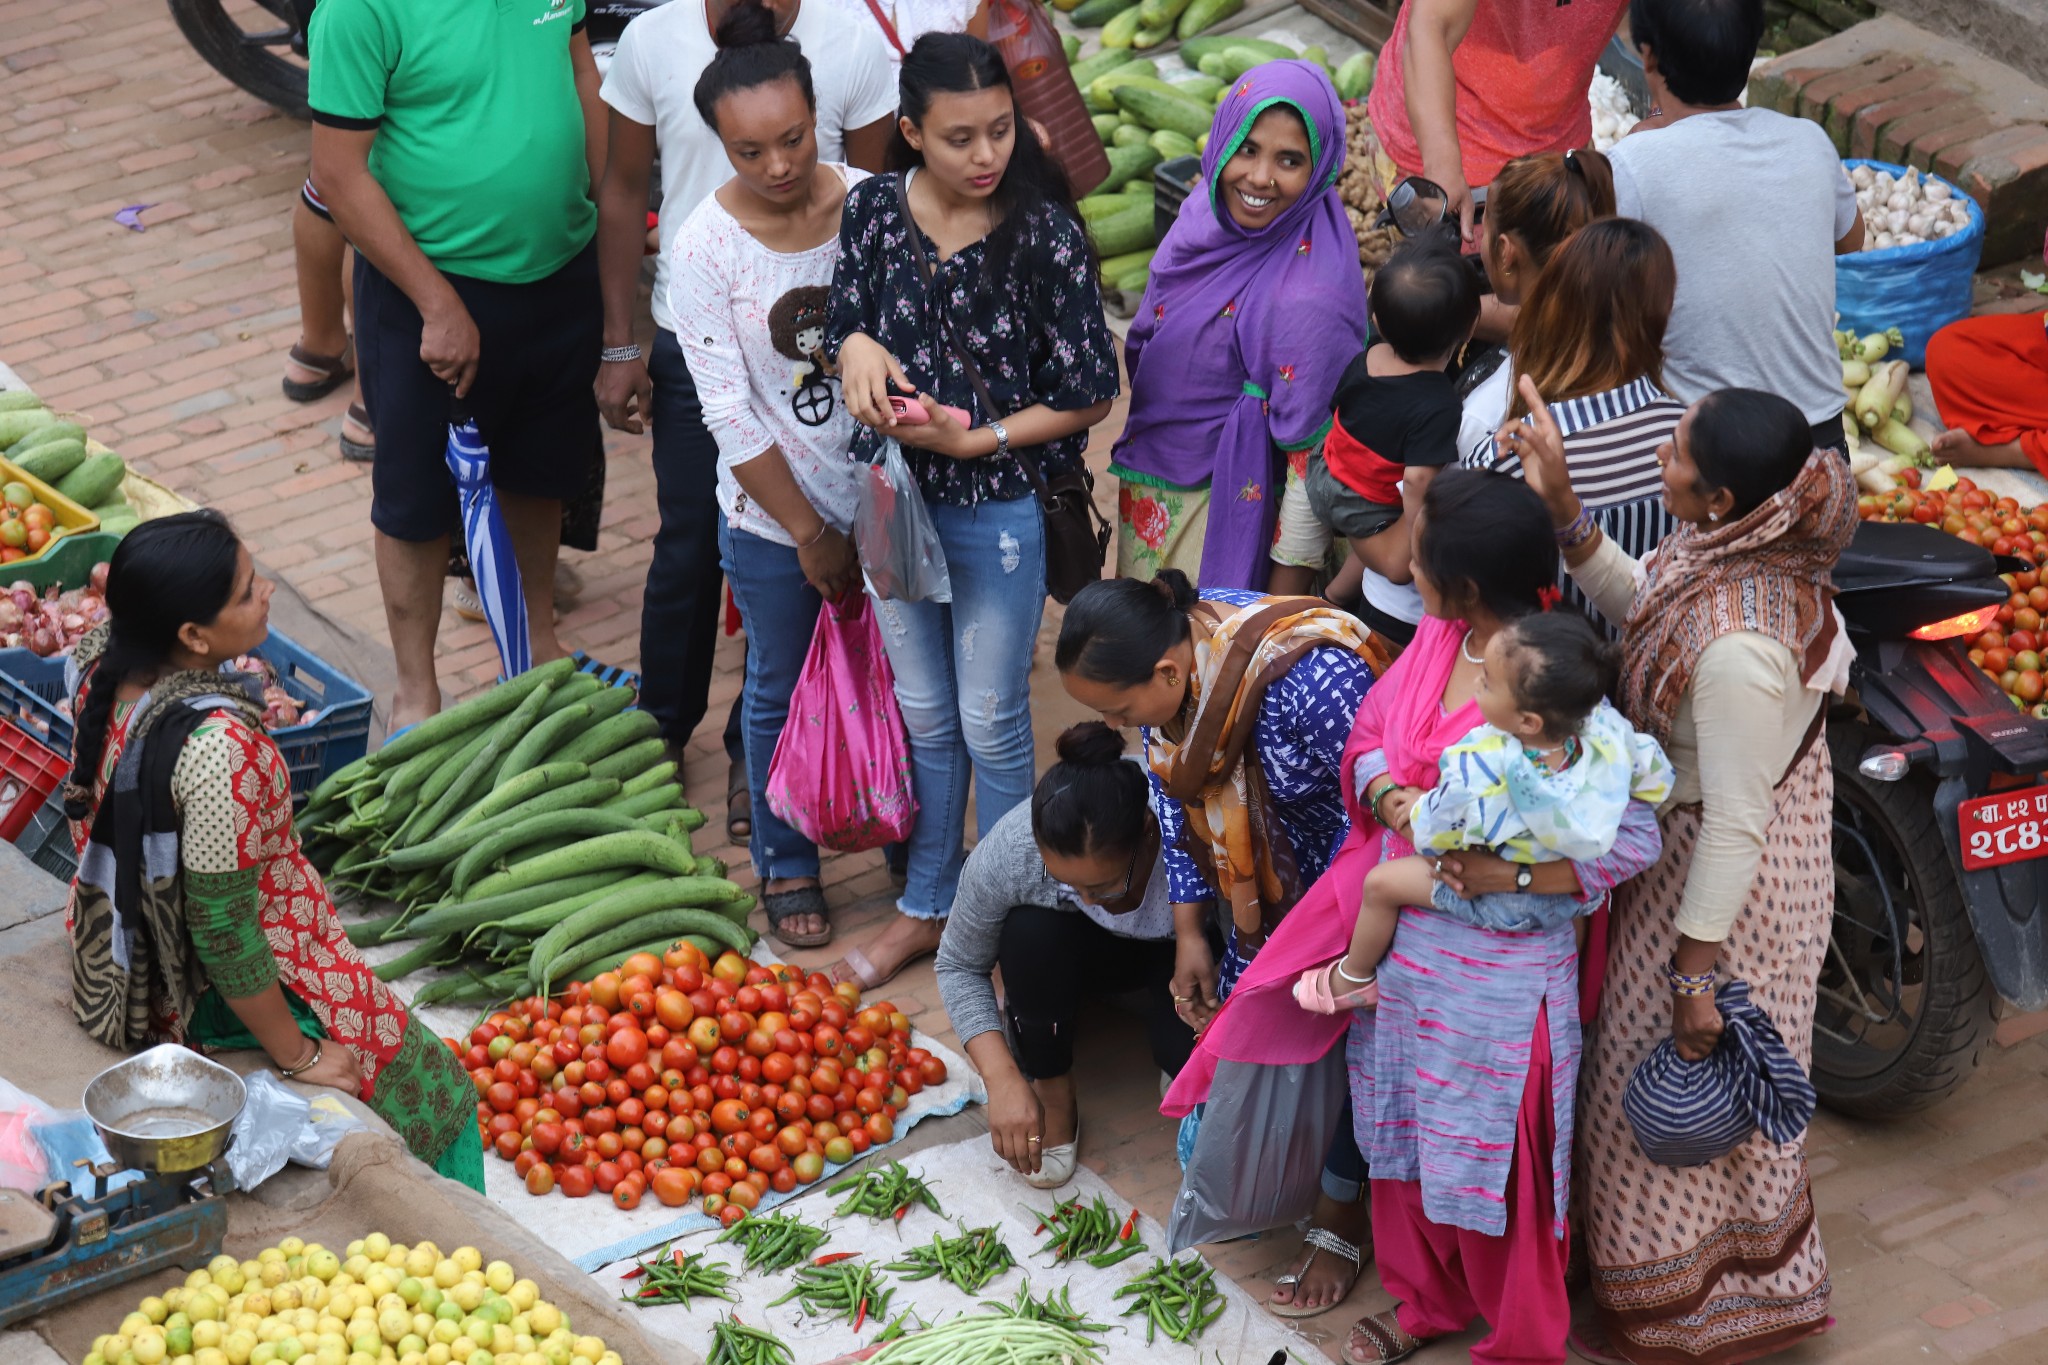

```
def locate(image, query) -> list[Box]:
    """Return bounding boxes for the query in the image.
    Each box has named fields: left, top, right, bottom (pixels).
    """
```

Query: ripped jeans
left=872, top=494, right=1046, bottom=919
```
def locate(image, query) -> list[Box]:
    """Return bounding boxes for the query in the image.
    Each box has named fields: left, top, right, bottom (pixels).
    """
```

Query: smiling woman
left=1109, top=60, right=1366, bottom=594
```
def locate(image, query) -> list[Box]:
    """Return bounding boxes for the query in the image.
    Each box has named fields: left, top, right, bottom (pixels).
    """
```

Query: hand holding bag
left=894, top=174, right=1111, bottom=605
left=764, top=595, right=919, bottom=853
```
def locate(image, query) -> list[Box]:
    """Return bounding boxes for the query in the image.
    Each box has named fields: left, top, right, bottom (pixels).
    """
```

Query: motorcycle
left=168, top=0, right=663, bottom=118
left=1820, top=517, right=2048, bottom=1114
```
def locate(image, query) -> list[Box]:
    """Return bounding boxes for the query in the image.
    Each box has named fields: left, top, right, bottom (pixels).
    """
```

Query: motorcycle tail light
left=1910, top=607, right=2000, bottom=641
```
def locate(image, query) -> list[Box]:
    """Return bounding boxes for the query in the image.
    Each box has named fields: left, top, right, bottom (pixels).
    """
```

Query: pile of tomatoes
left=447, top=942, right=948, bottom=1227
left=1858, top=473, right=2048, bottom=716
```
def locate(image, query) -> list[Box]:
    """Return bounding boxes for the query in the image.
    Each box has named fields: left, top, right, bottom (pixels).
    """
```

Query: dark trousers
left=1811, top=414, right=1851, bottom=460
left=998, top=904, right=1196, bottom=1080
left=645, top=328, right=742, bottom=761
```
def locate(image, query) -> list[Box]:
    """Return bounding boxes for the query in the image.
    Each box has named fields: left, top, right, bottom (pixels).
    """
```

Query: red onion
left=87, top=563, right=109, bottom=593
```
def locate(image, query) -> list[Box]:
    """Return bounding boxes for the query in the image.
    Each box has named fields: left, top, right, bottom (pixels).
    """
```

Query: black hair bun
left=713, top=0, right=780, bottom=48
left=1055, top=720, right=1126, bottom=768
left=1152, top=568, right=1198, bottom=613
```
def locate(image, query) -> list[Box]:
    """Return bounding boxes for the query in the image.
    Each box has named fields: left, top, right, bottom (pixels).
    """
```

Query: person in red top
left=1367, top=0, right=1630, bottom=247
left=1927, top=312, right=2048, bottom=473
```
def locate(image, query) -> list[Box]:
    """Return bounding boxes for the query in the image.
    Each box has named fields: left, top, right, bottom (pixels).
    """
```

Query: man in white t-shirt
left=1608, top=0, right=1863, bottom=456
left=592, top=0, right=895, bottom=827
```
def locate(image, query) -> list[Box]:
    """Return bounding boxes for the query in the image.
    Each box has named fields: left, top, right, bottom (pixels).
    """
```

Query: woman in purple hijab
left=1110, top=60, right=1366, bottom=593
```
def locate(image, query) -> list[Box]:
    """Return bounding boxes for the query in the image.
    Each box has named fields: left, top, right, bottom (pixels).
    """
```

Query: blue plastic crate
left=14, top=796, right=76, bottom=883
left=0, top=629, right=372, bottom=805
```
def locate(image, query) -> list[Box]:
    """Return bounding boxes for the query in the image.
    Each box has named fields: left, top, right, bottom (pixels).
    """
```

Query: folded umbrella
left=445, top=401, right=531, bottom=679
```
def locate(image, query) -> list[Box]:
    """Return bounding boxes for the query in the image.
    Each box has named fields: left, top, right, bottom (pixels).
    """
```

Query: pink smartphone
left=888, top=395, right=974, bottom=427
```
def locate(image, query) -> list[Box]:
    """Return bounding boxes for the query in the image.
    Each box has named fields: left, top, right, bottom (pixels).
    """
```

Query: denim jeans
left=871, top=494, right=1046, bottom=919
left=718, top=519, right=822, bottom=882
left=645, top=329, right=742, bottom=761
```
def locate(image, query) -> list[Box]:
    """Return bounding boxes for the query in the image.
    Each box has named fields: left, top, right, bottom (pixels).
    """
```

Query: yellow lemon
left=402, top=1250, right=436, bottom=1281
left=479, top=1263, right=513, bottom=1296
left=424, top=1348, right=450, bottom=1365
left=196, top=1348, right=229, bottom=1365
left=122, top=1316, right=154, bottom=1339
left=308, top=1252, right=342, bottom=1284
left=376, top=1310, right=410, bottom=1346
left=278, top=1238, right=305, bottom=1257
left=446, top=1341, right=473, bottom=1364
left=569, top=1339, right=601, bottom=1364
left=133, top=1335, right=169, bottom=1365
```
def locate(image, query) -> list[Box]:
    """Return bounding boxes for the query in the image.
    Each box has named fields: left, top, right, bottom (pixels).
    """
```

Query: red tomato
left=559, top=1164, right=595, bottom=1198
left=710, top=1099, right=751, bottom=1135
left=612, top=1181, right=642, bottom=1210
left=865, top=1113, right=895, bottom=1144
left=605, top=1028, right=649, bottom=1070
left=652, top=1166, right=697, bottom=1206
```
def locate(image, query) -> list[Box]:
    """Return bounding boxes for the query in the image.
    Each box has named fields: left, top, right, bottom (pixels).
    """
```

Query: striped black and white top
left=1462, top=374, right=1686, bottom=633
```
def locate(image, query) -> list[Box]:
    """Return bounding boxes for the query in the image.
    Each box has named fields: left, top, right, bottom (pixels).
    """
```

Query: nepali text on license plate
left=1958, top=788, right=2048, bottom=871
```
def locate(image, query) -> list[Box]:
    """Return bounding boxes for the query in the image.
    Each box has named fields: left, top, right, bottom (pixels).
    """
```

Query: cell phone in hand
left=888, top=394, right=975, bottom=427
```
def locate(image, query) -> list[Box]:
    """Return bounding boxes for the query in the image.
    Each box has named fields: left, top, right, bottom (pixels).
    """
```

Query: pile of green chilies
left=1025, top=1194, right=1146, bottom=1267
left=1115, top=1255, right=1226, bottom=1344
left=616, top=1243, right=736, bottom=1306
left=883, top=1226, right=1015, bottom=1294
left=706, top=1315, right=791, bottom=1365
left=713, top=1211, right=828, bottom=1273
left=830, top=1161, right=942, bottom=1221
left=766, top=1257, right=894, bottom=1329
left=985, top=1282, right=1111, bottom=1335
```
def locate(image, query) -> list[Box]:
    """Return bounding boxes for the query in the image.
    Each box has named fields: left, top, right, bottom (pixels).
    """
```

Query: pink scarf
left=1163, top=617, right=1481, bottom=1115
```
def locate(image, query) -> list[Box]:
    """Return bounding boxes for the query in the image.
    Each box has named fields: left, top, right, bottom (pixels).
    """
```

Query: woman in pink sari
left=1164, top=468, right=1662, bottom=1365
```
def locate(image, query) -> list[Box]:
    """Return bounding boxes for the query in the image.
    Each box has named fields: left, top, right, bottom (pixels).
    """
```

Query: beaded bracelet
left=1555, top=507, right=1596, bottom=550
left=1665, top=962, right=1716, bottom=998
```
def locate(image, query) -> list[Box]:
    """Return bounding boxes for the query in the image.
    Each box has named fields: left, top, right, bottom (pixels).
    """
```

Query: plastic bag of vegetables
left=1836, top=158, right=1984, bottom=369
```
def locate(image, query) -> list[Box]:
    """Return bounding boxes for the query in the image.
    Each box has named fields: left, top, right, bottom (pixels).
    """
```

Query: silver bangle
left=988, top=419, right=1009, bottom=458
left=600, top=344, right=643, bottom=364
left=278, top=1038, right=323, bottom=1079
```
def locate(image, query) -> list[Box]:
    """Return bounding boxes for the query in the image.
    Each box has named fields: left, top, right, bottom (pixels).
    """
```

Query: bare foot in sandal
left=827, top=912, right=944, bottom=990
left=763, top=877, right=830, bottom=948
left=1348, top=1308, right=1430, bottom=1364
left=1270, top=1192, right=1371, bottom=1317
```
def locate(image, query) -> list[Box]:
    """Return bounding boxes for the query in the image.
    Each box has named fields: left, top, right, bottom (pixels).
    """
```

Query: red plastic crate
left=0, top=720, right=66, bottom=842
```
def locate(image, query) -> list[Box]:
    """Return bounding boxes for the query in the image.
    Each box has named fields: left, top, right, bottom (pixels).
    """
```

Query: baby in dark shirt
left=1307, top=233, right=1481, bottom=578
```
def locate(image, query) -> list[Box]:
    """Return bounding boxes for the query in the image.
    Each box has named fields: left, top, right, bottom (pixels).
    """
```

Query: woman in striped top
left=1466, top=218, right=1687, bottom=627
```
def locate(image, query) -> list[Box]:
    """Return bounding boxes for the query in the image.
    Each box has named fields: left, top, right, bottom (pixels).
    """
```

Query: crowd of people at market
left=64, top=0, right=2048, bottom=1359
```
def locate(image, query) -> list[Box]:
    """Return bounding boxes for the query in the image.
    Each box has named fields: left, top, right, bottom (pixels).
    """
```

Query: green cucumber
left=0, top=392, right=41, bottom=413
left=1334, top=51, right=1375, bottom=101
left=1136, top=0, right=1191, bottom=31
left=1112, top=123, right=1152, bottom=149
left=1092, top=113, right=1125, bottom=141
left=14, top=437, right=87, bottom=484
left=1100, top=4, right=1145, bottom=48
left=373, top=936, right=456, bottom=982
left=448, top=808, right=651, bottom=898
left=368, top=657, right=577, bottom=772
left=380, top=775, right=620, bottom=872
left=527, top=877, right=751, bottom=991
left=1089, top=199, right=1157, bottom=254
left=549, top=708, right=661, bottom=770
left=1149, top=128, right=1197, bottom=158
left=1115, top=83, right=1214, bottom=141
left=549, top=918, right=753, bottom=991
left=487, top=872, right=667, bottom=936
left=1099, top=145, right=1163, bottom=194
left=1179, top=33, right=1294, bottom=66
left=402, top=871, right=633, bottom=939
left=587, top=736, right=668, bottom=784
left=1068, top=0, right=1137, bottom=26
left=1068, top=46, right=1138, bottom=89
left=1085, top=59, right=1158, bottom=112
left=0, top=411, right=54, bottom=449
left=613, top=760, right=679, bottom=801
left=53, top=451, right=126, bottom=508
left=466, top=830, right=706, bottom=905
left=600, top=783, right=685, bottom=820
left=497, top=703, right=590, bottom=782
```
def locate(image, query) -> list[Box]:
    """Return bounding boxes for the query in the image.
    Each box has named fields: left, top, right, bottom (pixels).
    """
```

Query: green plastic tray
left=1, top=531, right=120, bottom=593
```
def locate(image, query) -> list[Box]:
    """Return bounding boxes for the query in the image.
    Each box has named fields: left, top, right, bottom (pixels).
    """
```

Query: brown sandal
left=339, top=402, right=375, bottom=463
left=1348, top=1309, right=1429, bottom=1365
left=283, top=341, right=354, bottom=402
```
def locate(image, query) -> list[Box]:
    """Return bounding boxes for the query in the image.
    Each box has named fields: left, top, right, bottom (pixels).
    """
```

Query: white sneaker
left=1023, top=1119, right=1080, bottom=1189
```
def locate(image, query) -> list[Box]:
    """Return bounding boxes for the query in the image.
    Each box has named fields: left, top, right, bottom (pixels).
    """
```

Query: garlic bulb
left=1852, top=165, right=1877, bottom=190
left=1925, top=180, right=1951, bottom=202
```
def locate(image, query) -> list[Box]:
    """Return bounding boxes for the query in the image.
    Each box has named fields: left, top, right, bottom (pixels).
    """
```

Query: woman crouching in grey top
left=934, top=721, right=1214, bottom=1191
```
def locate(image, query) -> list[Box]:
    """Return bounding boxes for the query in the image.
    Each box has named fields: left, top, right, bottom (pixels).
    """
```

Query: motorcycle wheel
left=169, top=0, right=309, bottom=120
left=1813, top=721, right=1997, bottom=1116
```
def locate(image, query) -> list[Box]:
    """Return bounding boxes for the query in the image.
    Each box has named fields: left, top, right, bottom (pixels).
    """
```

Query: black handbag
left=894, top=174, right=1110, bottom=604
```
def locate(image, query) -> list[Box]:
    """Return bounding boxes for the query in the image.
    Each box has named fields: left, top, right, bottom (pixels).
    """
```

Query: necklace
left=1460, top=632, right=1486, bottom=666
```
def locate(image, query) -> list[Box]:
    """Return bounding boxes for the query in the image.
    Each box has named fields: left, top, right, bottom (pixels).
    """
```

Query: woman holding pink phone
left=669, top=0, right=871, bottom=948
left=826, top=32, right=1121, bottom=988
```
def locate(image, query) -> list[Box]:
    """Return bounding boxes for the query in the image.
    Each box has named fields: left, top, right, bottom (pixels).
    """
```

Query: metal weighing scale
left=0, top=1044, right=245, bottom=1328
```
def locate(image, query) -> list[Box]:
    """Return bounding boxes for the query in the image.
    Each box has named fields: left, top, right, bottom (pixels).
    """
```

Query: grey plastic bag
left=227, top=1071, right=368, bottom=1189
left=855, top=438, right=952, bottom=603
left=1167, top=1048, right=1349, bottom=1252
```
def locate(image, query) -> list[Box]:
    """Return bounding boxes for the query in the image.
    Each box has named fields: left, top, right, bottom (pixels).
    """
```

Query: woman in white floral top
left=670, top=0, right=871, bottom=947
left=826, top=32, right=1120, bottom=987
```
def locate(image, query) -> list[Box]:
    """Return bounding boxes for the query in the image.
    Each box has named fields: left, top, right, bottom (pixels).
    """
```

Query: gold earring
left=1163, top=672, right=1178, bottom=688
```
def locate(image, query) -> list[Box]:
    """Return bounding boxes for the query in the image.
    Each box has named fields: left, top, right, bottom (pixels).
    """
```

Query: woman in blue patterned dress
left=825, top=32, right=1120, bottom=990
left=1057, top=568, right=1391, bottom=1318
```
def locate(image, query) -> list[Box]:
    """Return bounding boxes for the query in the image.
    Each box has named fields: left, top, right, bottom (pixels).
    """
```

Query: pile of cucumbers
left=298, top=656, right=757, bottom=1008
left=1060, top=0, right=1244, bottom=49
left=0, top=389, right=139, bottom=535
left=1072, top=38, right=1376, bottom=292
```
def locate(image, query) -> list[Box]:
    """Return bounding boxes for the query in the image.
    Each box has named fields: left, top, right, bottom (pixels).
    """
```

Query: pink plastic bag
left=765, top=596, right=917, bottom=853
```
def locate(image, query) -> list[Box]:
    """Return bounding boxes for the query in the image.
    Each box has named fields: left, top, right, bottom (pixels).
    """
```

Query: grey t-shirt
left=1610, top=109, right=1859, bottom=426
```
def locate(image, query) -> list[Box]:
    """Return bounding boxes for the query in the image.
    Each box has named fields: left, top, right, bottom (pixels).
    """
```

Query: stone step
left=1750, top=13, right=2048, bottom=266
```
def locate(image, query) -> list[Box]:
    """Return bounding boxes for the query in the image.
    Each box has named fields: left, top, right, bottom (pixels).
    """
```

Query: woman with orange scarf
left=1505, top=377, right=1855, bottom=1365
left=1057, top=570, right=1392, bottom=1319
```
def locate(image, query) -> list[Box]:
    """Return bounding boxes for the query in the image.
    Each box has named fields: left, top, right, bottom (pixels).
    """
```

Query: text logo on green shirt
left=535, top=0, right=571, bottom=25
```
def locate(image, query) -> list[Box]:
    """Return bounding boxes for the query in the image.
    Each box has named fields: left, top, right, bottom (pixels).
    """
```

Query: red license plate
left=1958, top=788, right=2048, bottom=870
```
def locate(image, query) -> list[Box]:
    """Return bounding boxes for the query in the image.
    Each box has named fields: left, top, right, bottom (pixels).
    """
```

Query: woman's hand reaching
left=292, top=1040, right=365, bottom=1096
left=986, top=1072, right=1046, bottom=1175
left=1170, top=929, right=1222, bottom=1034
left=839, top=333, right=913, bottom=430
left=1497, top=376, right=1582, bottom=532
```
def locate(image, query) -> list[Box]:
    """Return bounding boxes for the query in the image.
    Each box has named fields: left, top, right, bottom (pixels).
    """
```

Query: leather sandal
left=339, top=402, right=375, bottom=463
left=283, top=341, right=353, bottom=402
left=1270, top=1226, right=1365, bottom=1320
left=763, top=885, right=832, bottom=949
left=1294, top=959, right=1380, bottom=1014
left=1348, top=1309, right=1429, bottom=1364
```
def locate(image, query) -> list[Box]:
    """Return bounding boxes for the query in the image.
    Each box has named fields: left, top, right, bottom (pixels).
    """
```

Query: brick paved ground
left=6, top=1, right=2048, bottom=1358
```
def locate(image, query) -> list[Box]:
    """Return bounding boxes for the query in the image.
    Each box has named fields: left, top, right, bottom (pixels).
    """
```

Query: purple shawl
left=1110, top=60, right=1366, bottom=590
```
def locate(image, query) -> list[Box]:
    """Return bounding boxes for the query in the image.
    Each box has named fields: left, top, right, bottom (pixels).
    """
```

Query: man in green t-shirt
left=309, top=0, right=607, bottom=731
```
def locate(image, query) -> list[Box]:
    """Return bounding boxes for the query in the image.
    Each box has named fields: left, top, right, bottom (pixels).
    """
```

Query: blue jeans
left=718, top=520, right=822, bottom=882
left=871, top=494, right=1046, bottom=919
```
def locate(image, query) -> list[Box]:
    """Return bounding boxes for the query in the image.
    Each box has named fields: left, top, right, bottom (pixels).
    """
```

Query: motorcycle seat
left=1835, top=519, right=1994, bottom=591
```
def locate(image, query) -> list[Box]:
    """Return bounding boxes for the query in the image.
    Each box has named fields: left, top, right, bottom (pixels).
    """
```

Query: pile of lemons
left=82, top=1235, right=621, bottom=1365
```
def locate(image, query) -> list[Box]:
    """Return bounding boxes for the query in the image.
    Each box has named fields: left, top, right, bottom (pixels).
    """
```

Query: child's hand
left=1379, top=788, right=1419, bottom=837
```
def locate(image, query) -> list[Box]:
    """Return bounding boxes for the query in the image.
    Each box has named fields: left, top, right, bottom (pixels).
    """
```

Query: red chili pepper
left=815, top=1252, right=860, bottom=1265
left=637, top=1286, right=663, bottom=1299
left=855, top=1297, right=868, bottom=1332
left=894, top=1205, right=908, bottom=1222
left=672, top=1248, right=687, bottom=1265
left=620, top=1265, right=646, bottom=1280
left=1120, top=1207, right=1139, bottom=1241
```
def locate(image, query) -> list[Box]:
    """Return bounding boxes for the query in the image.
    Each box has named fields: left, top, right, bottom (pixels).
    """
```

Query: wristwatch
left=1515, top=864, right=1533, bottom=891
left=988, top=419, right=1009, bottom=458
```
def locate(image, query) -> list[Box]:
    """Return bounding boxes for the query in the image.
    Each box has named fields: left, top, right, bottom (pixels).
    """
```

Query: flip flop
left=283, top=341, right=354, bottom=402
left=726, top=758, right=752, bottom=842
left=827, top=946, right=913, bottom=992
left=1270, top=1227, right=1366, bottom=1320
left=763, top=885, right=833, bottom=949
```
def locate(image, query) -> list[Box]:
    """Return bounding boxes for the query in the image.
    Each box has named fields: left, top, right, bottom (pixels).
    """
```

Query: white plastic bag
left=1166, top=1050, right=1349, bottom=1252
left=227, top=1072, right=367, bottom=1189
left=855, top=439, right=952, bottom=603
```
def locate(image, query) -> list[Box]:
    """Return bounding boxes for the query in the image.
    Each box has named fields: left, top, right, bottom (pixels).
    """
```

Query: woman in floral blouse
left=63, top=512, right=480, bottom=1189
left=825, top=31, right=1120, bottom=988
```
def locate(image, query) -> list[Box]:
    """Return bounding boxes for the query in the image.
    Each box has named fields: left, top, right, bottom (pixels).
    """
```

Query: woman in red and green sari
left=62, top=511, right=480, bottom=1189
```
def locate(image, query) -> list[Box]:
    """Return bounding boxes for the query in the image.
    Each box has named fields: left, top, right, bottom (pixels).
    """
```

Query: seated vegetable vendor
left=932, top=722, right=1214, bottom=1190
left=62, top=510, right=482, bottom=1190
left=1928, top=312, right=2048, bottom=473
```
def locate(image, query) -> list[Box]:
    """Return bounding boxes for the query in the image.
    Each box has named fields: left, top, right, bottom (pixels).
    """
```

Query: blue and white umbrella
left=446, top=404, right=531, bottom=678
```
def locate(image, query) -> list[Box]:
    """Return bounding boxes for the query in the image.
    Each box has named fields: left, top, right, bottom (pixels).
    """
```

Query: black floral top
left=825, top=171, right=1121, bottom=507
